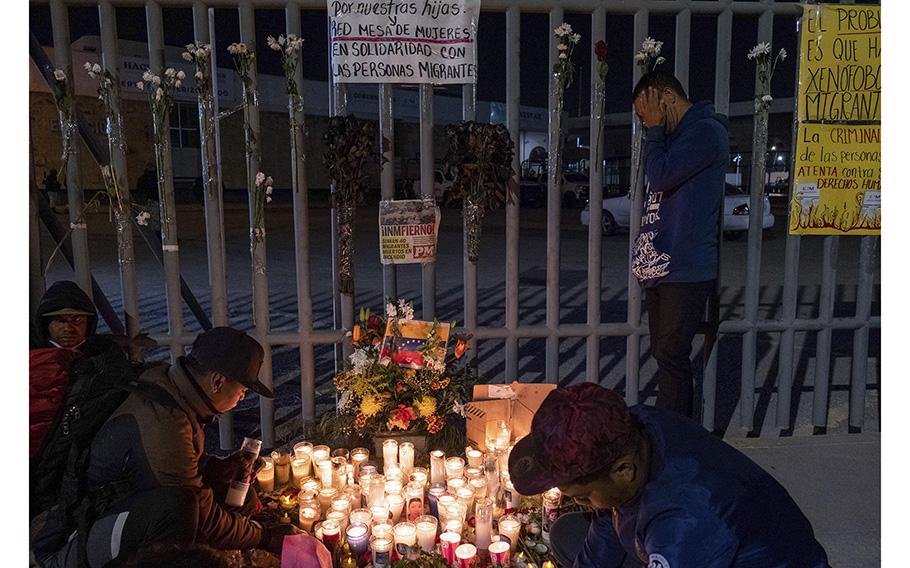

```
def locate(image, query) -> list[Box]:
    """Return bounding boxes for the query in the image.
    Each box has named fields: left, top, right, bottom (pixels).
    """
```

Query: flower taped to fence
left=322, top=114, right=377, bottom=294
left=445, top=121, right=517, bottom=262
left=320, top=300, right=474, bottom=455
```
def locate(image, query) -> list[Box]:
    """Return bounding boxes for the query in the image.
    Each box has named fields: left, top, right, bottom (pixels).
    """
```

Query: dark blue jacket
left=632, top=102, right=729, bottom=287
left=574, top=406, right=830, bottom=568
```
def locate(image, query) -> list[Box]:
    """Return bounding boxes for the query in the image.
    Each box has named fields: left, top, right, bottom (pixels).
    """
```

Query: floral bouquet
left=321, top=300, right=475, bottom=455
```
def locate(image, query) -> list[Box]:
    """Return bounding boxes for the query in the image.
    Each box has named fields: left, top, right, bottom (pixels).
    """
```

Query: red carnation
left=367, top=314, right=383, bottom=331
left=594, top=40, right=608, bottom=61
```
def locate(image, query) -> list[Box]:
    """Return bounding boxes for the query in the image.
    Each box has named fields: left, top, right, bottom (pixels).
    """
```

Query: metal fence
left=30, top=0, right=880, bottom=449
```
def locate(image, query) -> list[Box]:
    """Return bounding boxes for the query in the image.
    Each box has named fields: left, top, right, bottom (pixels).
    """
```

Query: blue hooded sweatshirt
left=573, top=406, right=830, bottom=568
left=632, top=101, right=729, bottom=287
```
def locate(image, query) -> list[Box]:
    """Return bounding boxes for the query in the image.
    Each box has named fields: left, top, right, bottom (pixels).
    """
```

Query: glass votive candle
left=312, top=445, right=330, bottom=462
left=456, top=486, right=475, bottom=513
left=371, top=521, right=393, bottom=538
left=489, top=540, right=511, bottom=565
left=415, top=515, right=438, bottom=552
left=384, top=466, right=403, bottom=482
left=386, top=493, right=405, bottom=524
left=360, top=463, right=379, bottom=477
left=346, top=522, right=370, bottom=557
left=321, top=519, right=341, bottom=553
left=542, top=487, right=562, bottom=541
left=351, top=447, right=370, bottom=478
left=369, top=475, right=387, bottom=508
left=300, top=477, right=321, bottom=495
left=464, top=466, right=483, bottom=480
left=409, top=467, right=428, bottom=488
left=371, top=504, right=390, bottom=524
left=469, top=477, right=488, bottom=498
left=293, top=441, right=314, bottom=460
left=331, top=456, right=348, bottom=489
left=448, top=477, right=467, bottom=493
left=351, top=507, right=372, bottom=526
left=331, top=447, right=350, bottom=460
left=455, top=543, right=478, bottom=567
left=405, top=481, right=425, bottom=522
left=326, top=510, right=348, bottom=532
left=445, top=502, right=468, bottom=525
left=497, top=514, right=521, bottom=551
left=344, top=484, right=362, bottom=509
left=499, top=445, right=513, bottom=475
left=370, top=535, right=393, bottom=568
left=331, top=496, right=352, bottom=518
left=313, top=521, right=323, bottom=541
left=439, top=530, right=462, bottom=563
left=465, top=448, right=484, bottom=467
left=279, top=492, right=298, bottom=512
left=474, top=497, right=493, bottom=551
left=444, top=457, right=465, bottom=480
left=429, top=450, right=446, bottom=484
left=382, top=439, right=398, bottom=471
left=345, top=463, right=355, bottom=486
left=392, top=521, right=417, bottom=554
left=291, top=456, right=311, bottom=482
left=503, top=479, right=520, bottom=513
left=443, top=518, right=464, bottom=535
left=484, top=419, right=511, bottom=451
left=271, top=451, right=291, bottom=486
left=256, top=457, right=275, bottom=493
left=298, top=506, right=319, bottom=532
left=318, top=487, right=338, bottom=512
left=398, top=442, right=415, bottom=476
left=427, top=483, right=447, bottom=519
left=384, top=479, right=403, bottom=496
left=317, top=458, right=333, bottom=488
left=437, top=494, right=457, bottom=523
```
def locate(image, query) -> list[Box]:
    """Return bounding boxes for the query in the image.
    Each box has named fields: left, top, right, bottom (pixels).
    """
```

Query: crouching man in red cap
left=508, top=383, right=830, bottom=568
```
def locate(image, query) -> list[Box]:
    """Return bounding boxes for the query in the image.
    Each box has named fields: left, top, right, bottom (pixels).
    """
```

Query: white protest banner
left=328, top=0, right=480, bottom=84
left=379, top=199, right=440, bottom=264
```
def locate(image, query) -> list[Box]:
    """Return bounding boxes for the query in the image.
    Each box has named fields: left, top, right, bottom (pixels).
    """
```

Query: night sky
left=28, top=2, right=878, bottom=115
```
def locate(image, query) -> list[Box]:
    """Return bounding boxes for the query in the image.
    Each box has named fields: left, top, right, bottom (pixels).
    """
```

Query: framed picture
left=378, top=320, right=450, bottom=369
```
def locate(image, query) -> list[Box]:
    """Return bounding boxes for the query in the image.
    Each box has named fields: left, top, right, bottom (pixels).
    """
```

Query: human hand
left=261, top=523, right=304, bottom=555
left=634, top=87, right=667, bottom=129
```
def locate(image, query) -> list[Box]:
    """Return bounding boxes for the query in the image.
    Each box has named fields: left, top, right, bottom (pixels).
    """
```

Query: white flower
left=266, top=196, right=272, bottom=203
left=267, top=35, right=280, bottom=51
left=571, top=33, right=581, bottom=44
left=279, top=35, right=286, bottom=46
left=136, top=81, right=144, bottom=91
left=386, top=303, right=397, bottom=318
left=174, top=80, right=181, bottom=88
left=558, top=52, right=567, bottom=60
left=177, top=70, right=186, bottom=80
left=641, top=37, right=663, bottom=56
left=151, top=75, right=161, bottom=86
left=142, top=70, right=154, bottom=82
left=136, top=211, right=151, bottom=226
left=634, top=52, right=647, bottom=63
left=164, top=67, right=176, bottom=78
left=779, top=48, right=787, bottom=61
left=266, top=176, right=274, bottom=186
left=155, top=87, right=163, bottom=101
left=83, top=62, right=92, bottom=71
left=266, top=186, right=273, bottom=195
left=338, top=390, right=352, bottom=411
left=228, top=43, right=238, bottom=54
left=349, top=349, right=370, bottom=374
left=54, top=69, right=66, bottom=81
left=186, top=43, right=195, bottom=51
left=182, top=52, right=193, bottom=62
left=557, top=44, right=567, bottom=51
left=255, top=171, right=266, bottom=186
left=554, top=23, right=572, bottom=37
left=451, top=401, right=466, bottom=417
left=397, top=299, right=414, bottom=321
left=747, top=42, right=771, bottom=60
left=426, top=357, right=445, bottom=373
left=195, top=71, right=203, bottom=81
left=655, top=56, right=666, bottom=65
left=762, top=94, right=773, bottom=103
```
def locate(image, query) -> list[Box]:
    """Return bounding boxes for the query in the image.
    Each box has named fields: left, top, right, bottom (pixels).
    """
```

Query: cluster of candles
left=252, top=421, right=554, bottom=567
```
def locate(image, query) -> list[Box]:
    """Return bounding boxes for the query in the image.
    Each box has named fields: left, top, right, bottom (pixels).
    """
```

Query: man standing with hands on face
left=631, top=71, right=729, bottom=418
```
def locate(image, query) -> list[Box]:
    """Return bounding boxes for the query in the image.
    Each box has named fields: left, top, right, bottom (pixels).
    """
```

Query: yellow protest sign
left=790, top=4, right=880, bottom=235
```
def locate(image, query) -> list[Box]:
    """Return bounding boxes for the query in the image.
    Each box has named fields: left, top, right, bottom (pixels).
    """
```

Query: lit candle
left=445, top=502, right=468, bottom=526
left=331, top=447, right=350, bottom=460
left=456, top=486, right=475, bottom=514
left=484, top=453, right=501, bottom=501
left=360, top=463, right=378, bottom=477
left=405, top=482, right=425, bottom=522
left=542, top=561, right=557, bottom=568
left=484, top=420, right=511, bottom=451
left=293, top=441, right=314, bottom=460
left=448, top=477, right=467, bottom=493
left=331, top=496, right=352, bottom=518
left=503, top=479, right=520, bottom=514
left=317, top=458, right=333, bottom=488
left=345, top=484, right=362, bottom=509
left=474, top=497, right=493, bottom=551
left=409, top=467, right=428, bottom=487
left=541, top=487, right=562, bottom=543
left=271, top=451, right=291, bottom=486
left=370, top=535, right=392, bottom=568
left=298, top=506, right=318, bottom=532
left=321, top=519, right=341, bottom=553
left=279, top=492, right=298, bottom=512
left=415, top=515, right=438, bottom=552
left=497, top=514, right=521, bottom=552
left=455, top=543, right=478, bottom=567
left=384, top=479, right=403, bottom=496
left=445, top=457, right=465, bottom=480
left=351, top=447, right=370, bottom=479
left=345, top=522, right=370, bottom=556
left=439, top=530, right=462, bottom=563
left=464, top=466, right=483, bottom=480
left=384, top=466, right=403, bottom=482
left=371, top=504, right=390, bottom=524
left=429, top=450, right=446, bottom=484
left=350, top=508, right=373, bottom=526
left=369, top=475, right=386, bottom=508
left=427, top=483, right=447, bottom=519
left=256, top=457, right=275, bottom=493
left=392, top=522, right=417, bottom=557
left=499, top=445, right=513, bottom=475
left=291, top=456, right=311, bottom=483
left=313, top=521, right=323, bottom=541
left=331, top=456, right=348, bottom=489
left=465, top=448, right=483, bottom=467
left=386, top=493, right=405, bottom=524
left=488, top=540, right=511, bottom=566
left=326, top=510, right=348, bottom=532
left=469, top=477, right=488, bottom=498
left=318, top=487, right=338, bottom=512
left=398, top=442, right=415, bottom=477
left=371, top=522, right=393, bottom=539
left=382, top=439, right=398, bottom=472
left=301, top=477, right=321, bottom=495
left=437, top=494, right=457, bottom=524
left=312, top=445, right=330, bottom=462
left=444, top=518, right=464, bottom=536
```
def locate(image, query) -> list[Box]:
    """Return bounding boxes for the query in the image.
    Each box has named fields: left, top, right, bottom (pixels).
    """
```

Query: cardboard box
left=465, top=382, right=556, bottom=451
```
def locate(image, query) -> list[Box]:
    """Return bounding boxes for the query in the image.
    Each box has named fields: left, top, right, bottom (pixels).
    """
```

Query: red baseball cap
left=508, top=383, right=640, bottom=495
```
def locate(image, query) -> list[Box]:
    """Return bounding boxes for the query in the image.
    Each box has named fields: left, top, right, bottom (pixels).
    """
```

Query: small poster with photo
left=379, top=319, right=450, bottom=369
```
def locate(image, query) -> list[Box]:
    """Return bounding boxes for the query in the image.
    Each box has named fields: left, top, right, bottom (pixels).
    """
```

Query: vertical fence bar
left=740, top=6, right=773, bottom=432
left=30, top=134, right=45, bottom=314
left=287, top=2, right=316, bottom=436
left=504, top=6, right=520, bottom=381
left=702, top=4, right=733, bottom=427
left=674, top=7, right=691, bottom=96
left=849, top=236, right=876, bottom=431
left=50, top=0, right=92, bottom=296
left=625, top=8, right=648, bottom=405
left=146, top=0, right=184, bottom=361
left=99, top=0, right=141, bottom=355
left=812, top=237, right=839, bottom=431
left=585, top=7, right=605, bottom=383
left=239, top=1, right=274, bottom=447
left=545, top=6, right=563, bottom=384
left=463, top=82, right=478, bottom=351
left=328, top=16, right=348, bottom=372
left=419, top=84, right=436, bottom=320
left=379, top=83, right=398, bottom=301
left=193, top=2, right=229, bottom=330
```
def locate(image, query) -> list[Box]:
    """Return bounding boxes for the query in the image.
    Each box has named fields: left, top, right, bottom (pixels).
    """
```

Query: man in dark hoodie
left=31, top=280, right=98, bottom=351
left=631, top=71, right=729, bottom=418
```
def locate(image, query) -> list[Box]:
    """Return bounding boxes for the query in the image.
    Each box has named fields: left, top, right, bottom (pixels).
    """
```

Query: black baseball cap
left=189, top=327, right=273, bottom=398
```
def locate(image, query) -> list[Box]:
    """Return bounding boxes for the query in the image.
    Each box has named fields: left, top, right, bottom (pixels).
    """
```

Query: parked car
left=409, top=169, right=456, bottom=206
left=580, top=184, right=774, bottom=238
left=560, top=173, right=589, bottom=209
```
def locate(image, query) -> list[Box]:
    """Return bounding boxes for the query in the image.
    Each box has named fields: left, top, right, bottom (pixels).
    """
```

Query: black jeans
left=644, top=280, right=715, bottom=418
